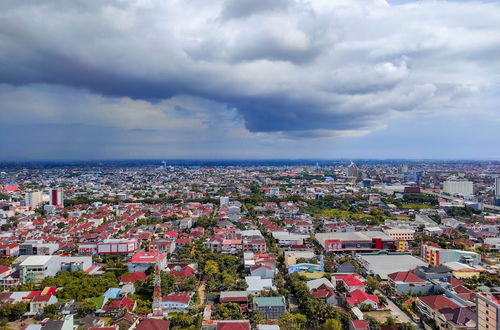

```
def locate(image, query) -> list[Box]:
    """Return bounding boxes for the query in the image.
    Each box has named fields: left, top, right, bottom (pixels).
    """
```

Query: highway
left=422, top=190, right=500, bottom=212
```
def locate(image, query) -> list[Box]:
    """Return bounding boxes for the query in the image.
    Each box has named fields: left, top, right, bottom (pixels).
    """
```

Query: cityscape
left=0, top=160, right=498, bottom=329
left=1, top=0, right=500, bottom=329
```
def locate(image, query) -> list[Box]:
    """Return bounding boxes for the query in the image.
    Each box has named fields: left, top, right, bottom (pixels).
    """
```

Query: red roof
left=351, top=320, right=369, bottom=330
left=336, top=275, right=365, bottom=287
left=387, top=271, right=424, bottom=283
left=162, top=292, right=193, bottom=304
left=32, top=295, right=52, bottom=302
left=346, top=289, right=379, bottom=305
left=135, top=319, right=170, bottom=330
left=217, top=321, right=250, bottom=330
left=170, top=266, right=196, bottom=278
left=453, top=285, right=473, bottom=294
left=25, top=291, right=42, bottom=298
left=175, top=238, right=191, bottom=244
left=418, top=295, right=460, bottom=310
left=0, top=265, right=11, bottom=274
left=104, top=297, right=135, bottom=311
left=121, top=272, right=147, bottom=283
left=129, top=252, right=164, bottom=263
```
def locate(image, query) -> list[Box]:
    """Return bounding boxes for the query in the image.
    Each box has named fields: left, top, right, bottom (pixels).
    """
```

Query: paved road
left=197, top=282, right=206, bottom=306
left=423, top=190, right=500, bottom=212
left=376, top=290, right=419, bottom=328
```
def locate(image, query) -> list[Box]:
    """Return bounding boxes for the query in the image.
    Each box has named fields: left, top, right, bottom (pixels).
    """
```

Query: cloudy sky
left=1, top=0, right=499, bottom=160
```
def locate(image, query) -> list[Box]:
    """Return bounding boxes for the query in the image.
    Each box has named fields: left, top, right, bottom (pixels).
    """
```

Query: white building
left=266, top=187, right=280, bottom=197
left=25, top=191, right=43, bottom=209
left=220, top=196, right=229, bottom=207
left=443, top=180, right=473, bottom=196
left=383, top=229, right=415, bottom=241
left=19, top=256, right=61, bottom=284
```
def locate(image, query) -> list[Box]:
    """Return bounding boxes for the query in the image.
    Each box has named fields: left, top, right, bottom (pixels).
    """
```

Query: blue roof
left=104, top=287, right=121, bottom=299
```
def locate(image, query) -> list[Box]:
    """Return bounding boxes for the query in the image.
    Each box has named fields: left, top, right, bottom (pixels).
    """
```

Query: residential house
left=161, top=292, right=194, bottom=312
left=417, top=295, right=460, bottom=319
left=350, top=320, right=369, bottom=330
left=30, top=294, right=58, bottom=314
left=250, top=264, right=274, bottom=279
left=253, top=296, right=286, bottom=319
left=127, top=252, right=166, bottom=273
left=103, top=297, right=136, bottom=314
left=387, top=271, right=433, bottom=295
left=245, top=276, right=275, bottom=294
left=215, top=320, right=251, bottom=330
left=150, top=239, right=176, bottom=255
left=436, top=307, right=477, bottom=330
left=333, top=274, right=365, bottom=293
left=346, top=289, right=379, bottom=309
left=307, top=278, right=338, bottom=306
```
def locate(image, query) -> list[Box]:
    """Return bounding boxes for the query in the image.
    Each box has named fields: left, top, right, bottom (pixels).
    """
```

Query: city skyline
left=1, top=0, right=500, bottom=160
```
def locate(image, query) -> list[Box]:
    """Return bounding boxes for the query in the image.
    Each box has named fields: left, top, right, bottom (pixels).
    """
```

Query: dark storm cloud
left=0, top=0, right=499, bottom=141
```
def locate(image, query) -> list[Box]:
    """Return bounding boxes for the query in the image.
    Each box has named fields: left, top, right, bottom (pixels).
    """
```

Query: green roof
left=253, top=296, right=285, bottom=307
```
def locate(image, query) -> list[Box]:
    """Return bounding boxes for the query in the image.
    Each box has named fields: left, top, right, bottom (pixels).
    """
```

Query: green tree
left=399, top=322, right=416, bottom=330
left=365, top=316, right=380, bottom=330
left=365, top=276, right=380, bottom=293
left=77, top=299, right=96, bottom=317
left=170, top=312, right=194, bottom=329
left=42, top=304, right=60, bottom=320
left=250, top=311, right=265, bottom=328
left=0, top=302, right=27, bottom=321
left=384, top=316, right=396, bottom=326
left=204, top=260, right=219, bottom=277
left=222, top=273, right=235, bottom=289
left=278, top=312, right=307, bottom=330
left=212, top=303, right=243, bottom=320
left=323, top=319, right=342, bottom=330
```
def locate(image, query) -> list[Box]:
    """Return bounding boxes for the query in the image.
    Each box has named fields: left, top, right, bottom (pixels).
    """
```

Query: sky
left=1, top=0, right=500, bottom=160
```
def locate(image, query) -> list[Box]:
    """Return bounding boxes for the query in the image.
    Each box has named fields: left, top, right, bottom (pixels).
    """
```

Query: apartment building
left=477, top=292, right=499, bottom=330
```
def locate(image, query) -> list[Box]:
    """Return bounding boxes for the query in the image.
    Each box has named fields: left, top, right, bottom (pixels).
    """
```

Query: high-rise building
left=25, top=191, right=43, bottom=209
left=495, top=177, right=500, bottom=198
left=50, top=188, right=64, bottom=208
left=443, top=180, right=473, bottom=196
left=398, top=164, right=408, bottom=175
left=477, top=291, right=499, bottom=330
left=346, top=161, right=359, bottom=178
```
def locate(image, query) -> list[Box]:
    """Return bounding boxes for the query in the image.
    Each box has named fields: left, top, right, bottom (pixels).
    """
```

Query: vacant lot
left=364, top=310, right=393, bottom=323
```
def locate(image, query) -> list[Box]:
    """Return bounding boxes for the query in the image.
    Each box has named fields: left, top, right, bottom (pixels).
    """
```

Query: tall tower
left=152, top=261, right=163, bottom=317
left=50, top=188, right=64, bottom=208
left=25, top=191, right=43, bottom=208
left=495, top=177, right=500, bottom=206
left=347, top=161, right=359, bottom=178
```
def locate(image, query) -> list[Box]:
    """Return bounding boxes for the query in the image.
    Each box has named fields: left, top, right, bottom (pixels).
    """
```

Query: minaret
left=152, top=261, right=163, bottom=317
